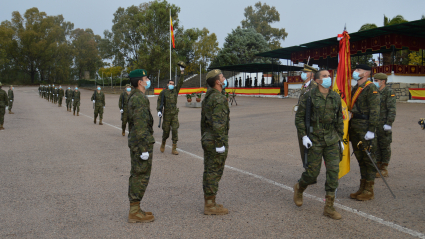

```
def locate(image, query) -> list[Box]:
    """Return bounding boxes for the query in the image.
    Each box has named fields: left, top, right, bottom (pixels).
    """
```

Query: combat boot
left=9, top=110, right=14, bottom=114
left=375, top=162, right=382, bottom=178
left=122, top=130, right=125, bottom=136
left=99, top=119, right=103, bottom=125
left=128, top=202, right=154, bottom=223
left=323, top=195, right=342, bottom=220
left=381, top=163, right=389, bottom=177
left=0, top=124, right=4, bottom=130
left=293, top=183, right=307, bottom=207
left=350, top=179, right=366, bottom=199
left=356, top=181, right=374, bottom=201
left=94, top=117, right=97, bottom=124
left=73, top=110, right=75, bottom=116
left=204, top=195, right=228, bottom=215
left=77, top=112, right=79, bottom=116
left=172, top=144, right=179, bottom=155
left=160, top=140, right=166, bottom=153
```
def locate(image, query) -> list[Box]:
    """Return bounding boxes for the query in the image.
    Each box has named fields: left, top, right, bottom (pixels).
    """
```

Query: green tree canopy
left=71, top=28, right=103, bottom=79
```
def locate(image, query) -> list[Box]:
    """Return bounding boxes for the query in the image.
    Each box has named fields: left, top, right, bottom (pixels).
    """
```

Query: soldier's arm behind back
left=386, top=89, right=396, bottom=126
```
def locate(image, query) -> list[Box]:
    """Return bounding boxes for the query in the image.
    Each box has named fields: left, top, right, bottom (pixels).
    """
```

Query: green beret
left=125, top=84, right=131, bottom=87
left=374, top=73, right=387, bottom=80
left=206, top=69, right=222, bottom=81
left=129, top=69, right=147, bottom=78
left=303, top=64, right=318, bottom=73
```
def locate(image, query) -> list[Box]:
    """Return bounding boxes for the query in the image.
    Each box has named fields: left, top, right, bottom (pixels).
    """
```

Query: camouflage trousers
left=297, top=131, right=305, bottom=165
left=66, top=99, right=72, bottom=110
left=349, top=121, right=377, bottom=181
left=299, top=142, right=340, bottom=193
left=128, top=144, right=154, bottom=202
left=376, top=123, right=392, bottom=164
left=162, top=112, right=179, bottom=143
left=202, top=139, right=229, bottom=197
left=121, top=110, right=128, bottom=131
left=58, top=97, right=63, bottom=106
left=54, top=95, right=58, bottom=104
left=94, top=105, right=104, bottom=119
left=0, top=106, right=4, bottom=124
left=73, top=100, right=80, bottom=113
left=8, top=101, right=13, bottom=111
left=50, top=94, right=54, bottom=102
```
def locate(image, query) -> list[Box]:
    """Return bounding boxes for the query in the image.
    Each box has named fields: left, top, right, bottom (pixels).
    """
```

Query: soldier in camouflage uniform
left=65, top=87, right=73, bottom=112
left=0, top=82, right=9, bottom=130
left=39, top=85, right=42, bottom=97
left=46, top=85, right=50, bottom=101
left=119, top=84, right=131, bottom=136
left=201, top=69, right=230, bottom=215
left=157, top=61, right=186, bottom=155
left=50, top=84, right=55, bottom=103
left=373, top=73, right=396, bottom=178
left=91, top=86, right=106, bottom=125
left=127, top=69, right=155, bottom=223
left=72, top=87, right=80, bottom=116
left=293, top=69, right=344, bottom=220
left=58, top=86, right=64, bottom=107
left=8, top=85, right=14, bottom=114
left=349, top=64, right=380, bottom=201
left=294, top=65, right=318, bottom=166
left=53, top=87, right=58, bottom=104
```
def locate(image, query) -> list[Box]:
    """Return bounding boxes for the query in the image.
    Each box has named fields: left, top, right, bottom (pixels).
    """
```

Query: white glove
left=120, top=109, right=124, bottom=113
left=57, top=94, right=58, bottom=96
left=92, top=100, right=95, bottom=103
left=293, top=105, right=298, bottom=112
left=10, top=100, right=12, bottom=102
left=65, top=97, right=67, bottom=99
left=340, top=141, right=344, bottom=151
left=5, top=106, right=8, bottom=110
left=216, top=146, right=225, bottom=153
left=364, top=131, right=375, bottom=140
left=180, top=66, right=184, bottom=71
left=302, top=136, right=312, bottom=149
left=140, top=152, right=149, bottom=160
left=383, top=125, right=392, bottom=131
left=158, top=112, right=162, bottom=117
left=103, top=106, right=105, bottom=109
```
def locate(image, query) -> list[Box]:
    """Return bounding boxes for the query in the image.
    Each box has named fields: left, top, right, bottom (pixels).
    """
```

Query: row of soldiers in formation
left=0, top=83, right=15, bottom=130
left=233, top=75, right=274, bottom=87
left=293, top=64, right=396, bottom=220
left=38, top=85, right=83, bottom=116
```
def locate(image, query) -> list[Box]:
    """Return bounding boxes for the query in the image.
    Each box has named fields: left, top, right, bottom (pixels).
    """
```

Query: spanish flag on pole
left=170, top=16, right=175, bottom=48
left=333, top=30, right=352, bottom=179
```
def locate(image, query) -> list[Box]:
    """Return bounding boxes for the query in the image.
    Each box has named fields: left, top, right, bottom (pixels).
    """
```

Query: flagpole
left=170, top=9, right=171, bottom=82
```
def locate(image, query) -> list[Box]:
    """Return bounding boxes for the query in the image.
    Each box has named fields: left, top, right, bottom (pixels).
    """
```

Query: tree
left=71, top=28, right=102, bottom=79
left=186, top=28, right=220, bottom=73
left=211, top=28, right=270, bottom=67
left=408, top=50, right=424, bottom=65
left=241, top=2, right=288, bottom=50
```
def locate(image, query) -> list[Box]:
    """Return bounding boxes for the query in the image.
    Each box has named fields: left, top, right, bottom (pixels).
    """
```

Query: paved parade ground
left=1, top=86, right=425, bottom=238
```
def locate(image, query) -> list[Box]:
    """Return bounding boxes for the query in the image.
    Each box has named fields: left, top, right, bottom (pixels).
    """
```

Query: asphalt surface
left=1, top=86, right=424, bottom=238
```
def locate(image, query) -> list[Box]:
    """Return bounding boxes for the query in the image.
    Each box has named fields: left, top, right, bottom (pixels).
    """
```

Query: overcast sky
left=2, top=0, right=424, bottom=50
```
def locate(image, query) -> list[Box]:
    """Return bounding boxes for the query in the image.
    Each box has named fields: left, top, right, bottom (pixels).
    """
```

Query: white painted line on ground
left=79, top=112, right=424, bottom=239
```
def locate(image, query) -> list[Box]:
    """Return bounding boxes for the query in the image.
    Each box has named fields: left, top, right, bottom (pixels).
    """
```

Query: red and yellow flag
left=333, top=30, right=352, bottom=179
left=170, top=16, right=175, bottom=48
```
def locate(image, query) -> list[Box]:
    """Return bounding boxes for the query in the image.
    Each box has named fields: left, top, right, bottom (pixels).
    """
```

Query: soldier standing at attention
left=46, top=85, right=50, bottom=101
left=91, top=86, right=105, bottom=125
left=157, top=61, right=186, bottom=155
left=8, top=85, right=14, bottom=114
left=72, top=87, right=80, bottom=116
left=201, top=69, right=230, bottom=215
left=127, top=69, right=155, bottom=223
left=39, top=85, right=42, bottom=97
left=119, top=84, right=132, bottom=136
left=349, top=64, right=380, bottom=201
left=293, top=69, right=344, bottom=220
left=0, top=82, right=9, bottom=130
left=373, top=73, right=396, bottom=178
left=53, top=86, right=58, bottom=104
left=294, top=65, right=318, bottom=165
left=58, top=86, right=64, bottom=107
left=50, top=84, right=55, bottom=103
left=66, top=87, right=73, bottom=112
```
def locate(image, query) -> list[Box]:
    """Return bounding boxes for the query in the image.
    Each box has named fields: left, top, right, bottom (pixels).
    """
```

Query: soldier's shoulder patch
left=373, top=91, right=378, bottom=94
left=391, top=94, right=395, bottom=97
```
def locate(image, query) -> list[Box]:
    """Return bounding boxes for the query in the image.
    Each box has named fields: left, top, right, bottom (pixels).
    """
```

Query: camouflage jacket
left=65, top=89, right=73, bottom=98
left=156, top=74, right=184, bottom=115
left=127, top=89, right=155, bottom=153
left=91, top=91, right=105, bottom=107
left=0, top=89, right=9, bottom=107
left=379, top=86, right=396, bottom=126
left=73, top=91, right=80, bottom=101
left=119, top=91, right=130, bottom=111
left=295, top=87, right=344, bottom=146
left=53, top=89, right=58, bottom=95
left=350, top=80, right=380, bottom=132
left=58, top=88, right=64, bottom=97
left=8, top=89, right=13, bottom=100
left=201, top=88, right=230, bottom=147
left=297, top=80, right=318, bottom=105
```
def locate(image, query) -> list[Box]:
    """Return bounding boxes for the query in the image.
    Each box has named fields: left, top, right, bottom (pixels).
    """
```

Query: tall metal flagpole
left=170, top=9, right=171, bottom=83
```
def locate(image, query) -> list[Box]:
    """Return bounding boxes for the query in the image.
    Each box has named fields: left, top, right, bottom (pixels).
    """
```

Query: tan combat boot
left=356, top=181, right=374, bottom=201
left=293, top=183, right=307, bottom=207
left=73, top=110, right=75, bottom=116
left=77, top=112, right=79, bottom=116
left=350, top=179, right=366, bottom=199
left=160, top=140, right=166, bottom=153
left=375, top=162, right=382, bottom=178
left=172, top=144, right=179, bottom=155
left=94, top=117, right=97, bottom=124
left=323, top=195, right=342, bottom=220
left=0, top=124, right=4, bottom=130
left=204, top=196, right=228, bottom=215
left=9, top=110, right=14, bottom=114
left=122, top=130, right=125, bottom=136
left=381, top=163, right=389, bottom=177
left=99, top=119, right=103, bottom=125
left=128, top=202, right=154, bottom=223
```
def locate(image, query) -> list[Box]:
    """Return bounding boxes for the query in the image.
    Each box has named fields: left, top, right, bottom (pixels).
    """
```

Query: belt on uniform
left=352, top=114, right=369, bottom=120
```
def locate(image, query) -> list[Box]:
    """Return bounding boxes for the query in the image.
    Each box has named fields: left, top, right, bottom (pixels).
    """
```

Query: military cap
left=374, top=73, right=387, bottom=80
left=206, top=69, right=222, bottom=81
left=125, top=84, right=131, bottom=87
left=10, top=85, right=13, bottom=87
left=177, top=61, right=186, bottom=68
left=355, top=64, right=372, bottom=71
left=128, top=69, right=147, bottom=78
left=302, top=64, right=318, bottom=73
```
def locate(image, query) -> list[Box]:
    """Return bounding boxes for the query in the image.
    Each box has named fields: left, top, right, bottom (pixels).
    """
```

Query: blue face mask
left=301, top=72, right=308, bottom=81
left=145, top=80, right=151, bottom=89
left=373, top=82, right=380, bottom=88
left=126, top=88, right=131, bottom=92
left=75, top=87, right=78, bottom=90
left=59, top=87, right=61, bottom=89
left=68, top=88, right=70, bottom=89
left=321, top=77, right=332, bottom=88
left=352, top=71, right=361, bottom=81
left=222, top=79, right=227, bottom=89
left=97, top=87, right=101, bottom=90
left=168, top=85, right=174, bottom=90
